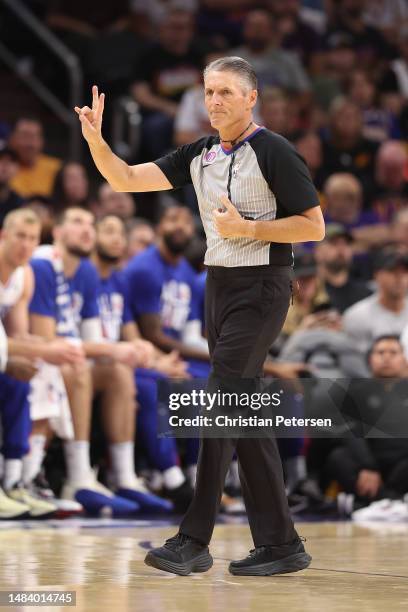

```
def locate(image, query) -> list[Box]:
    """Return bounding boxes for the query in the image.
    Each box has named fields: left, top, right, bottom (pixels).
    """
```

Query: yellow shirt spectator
left=10, top=154, right=62, bottom=197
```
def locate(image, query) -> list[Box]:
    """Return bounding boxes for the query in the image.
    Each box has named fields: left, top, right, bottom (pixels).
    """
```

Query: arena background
left=1, top=1, right=408, bottom=611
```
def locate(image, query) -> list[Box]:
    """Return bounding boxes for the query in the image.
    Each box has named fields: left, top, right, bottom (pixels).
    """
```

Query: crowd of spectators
left=1, top=0, right=408, bottom=519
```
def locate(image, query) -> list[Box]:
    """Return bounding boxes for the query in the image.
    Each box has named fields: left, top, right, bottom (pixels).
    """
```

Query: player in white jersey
left=0, top=209, right=84, bottom=519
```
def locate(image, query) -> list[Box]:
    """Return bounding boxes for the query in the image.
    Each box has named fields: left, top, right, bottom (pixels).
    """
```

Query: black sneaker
left=162, top=480, right=194, bottom=513
left=144, top=533, right=213, bottom=575
left=229, top=536, right=311, bottom=576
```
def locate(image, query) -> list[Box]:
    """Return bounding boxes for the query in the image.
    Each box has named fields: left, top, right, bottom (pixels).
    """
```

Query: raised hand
left=74, top=85, right=105, bottom=146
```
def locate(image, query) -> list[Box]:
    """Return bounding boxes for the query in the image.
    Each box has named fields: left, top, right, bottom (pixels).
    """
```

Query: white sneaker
left=0, top=486, right=30, bottom=520
left=352, top=499, right=408, bottom=522
left=6, top=484, right=57, bottom=518
left=28, top=472, right=83, bottom=518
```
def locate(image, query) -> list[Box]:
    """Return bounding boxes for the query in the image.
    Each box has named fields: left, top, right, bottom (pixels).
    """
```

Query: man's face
left=204, top=71, right=257, bottom=132
left=57, top=209, right=96, bottom=257
left=369, top=339, right=406, bottom=378
left=326, top=189, right=361, bottom=224
left=315, top=237, right=353, bottom=273
left=10, top=120, right=43, bottom=164
left=243, top=12, right=274, bottom=52
left=331, top=103, right=362, bottom=141
left=2, top=219, right=40, bottom=267
left=128, top=224, right=155, bottom=259
left=0, top=155, right=18, bottom=187
left=63, top=163, right=89, bottom=202
left=96, top=216, right=126, bottom=263
left=158, top=207, right=194, bottom=255
left=375, top=265, right=408, bottom=300
left=159, top=12, right=194, bottom=54
left=98, top=183, right=135, bottom=220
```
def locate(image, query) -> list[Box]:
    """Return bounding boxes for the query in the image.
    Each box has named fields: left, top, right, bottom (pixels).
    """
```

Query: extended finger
left=92, top=85, right=99, bottom=111
left=96, top=92, right=105, bottom=122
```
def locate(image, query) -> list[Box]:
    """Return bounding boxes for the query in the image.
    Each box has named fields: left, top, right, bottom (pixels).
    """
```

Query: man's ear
left=248, top=89, right=258, bottom=110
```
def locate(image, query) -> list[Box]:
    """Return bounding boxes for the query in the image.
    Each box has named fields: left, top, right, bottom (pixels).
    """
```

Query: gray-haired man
left=75, top=56, right=324, bottom=576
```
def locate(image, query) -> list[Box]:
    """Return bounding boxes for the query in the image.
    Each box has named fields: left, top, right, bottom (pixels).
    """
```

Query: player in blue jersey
left=123, top=205, right=211, bottom=484
left=123, top=205, right=210, bottom=375
left=28, top=207, right=169, bottom=515
left=93, top=214, right=196, bottom=511
left=0, top=209, right=84, bottom=519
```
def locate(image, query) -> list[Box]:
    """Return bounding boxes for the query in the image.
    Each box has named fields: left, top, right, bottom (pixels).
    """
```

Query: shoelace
left=249, top=536, right=307, bottom=557
left=164, top=534, right=190, bottom=551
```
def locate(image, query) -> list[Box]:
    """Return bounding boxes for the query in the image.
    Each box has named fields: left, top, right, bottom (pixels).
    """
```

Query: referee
left=75, top=56, right=325, bottom=576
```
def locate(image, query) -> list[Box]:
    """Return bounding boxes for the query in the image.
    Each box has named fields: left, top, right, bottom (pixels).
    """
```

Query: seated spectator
left=368, top=141, right=408, bottom=222
left=196, top=0, right=254, bottom=48
left=322, top=173, right=389, bottom=249
left=343, top=247, right=408, bottom=354
left=324, top=336, right=408, bottom=505
left=281, top=251, right=329, bottom=338
left=363, top=0, right=408, bottom=46
left=326, top=0, right=396, bottom=71
left=93, top=181, right=136, bottom=221
left=311, top=33, right=355, bottom=110
left=347, top=69, right=400, bottom=142
left=131, top=9, right=205, bottom=159
left=8, top=118, right=62, bottom=198
left=292, top=131, right=324, bottom=190
left=0, top=145, right=24, bottom=228
left=174, top=50, right=223, bottom=147
left=320, top=97, right=378, bottom=202
left=51, top=162, right=91, bottom=212
left=390, top=208, right=408, bottom=254
left=314, top=224, right=372, bottom=313
left=131, top=0, right=198, bottom=33
left=259, top=88, right=299, bottom=139
left=125, top=219, right=156, bottom=261
left=381, top=25, right=408, bottom=106
left=280, top=302, right=368, bottom=379
left=232, top=10, right=311, bottom=96
left=25, top=196, right=55, bottom=245
left=270, top=0, right=325, bottom=69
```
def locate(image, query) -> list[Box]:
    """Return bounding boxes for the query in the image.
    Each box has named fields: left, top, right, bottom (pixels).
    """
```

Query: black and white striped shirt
left=155, top=127, right=320, bottom=267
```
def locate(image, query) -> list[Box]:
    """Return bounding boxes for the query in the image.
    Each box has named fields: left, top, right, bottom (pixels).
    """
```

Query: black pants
left=179, top=265, right=296, bottom=547
left=326, top=445, right=408, bottom=500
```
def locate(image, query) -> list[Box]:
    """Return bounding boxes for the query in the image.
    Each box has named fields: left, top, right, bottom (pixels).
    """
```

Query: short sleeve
left=154, top=137, right=209, bottom=189
left=254, top=133, right=320, bottom=216
left=29, top=259, right=57, bottom=318
left=124, top=265, right=162, bottom=320
left=80, top=262, right=100, bottom=320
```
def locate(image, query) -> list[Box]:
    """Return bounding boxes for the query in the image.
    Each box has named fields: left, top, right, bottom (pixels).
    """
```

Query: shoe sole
left=144, top=550, right=213, bottom=576
left=229, top=552, right=312, bottom=576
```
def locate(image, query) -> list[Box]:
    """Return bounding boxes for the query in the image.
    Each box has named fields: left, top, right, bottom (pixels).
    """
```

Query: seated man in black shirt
left=0, top=146, right=24, bottom=228
left=314, top=223, right=372, bottom=313
left=131, top=9, right=206, bottom=159
left=325, top=335, right=408, bottom=504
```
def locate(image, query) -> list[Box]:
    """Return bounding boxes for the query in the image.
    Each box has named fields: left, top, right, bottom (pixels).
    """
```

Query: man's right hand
left=6, top=357, right=38, bottom=382
left=42, top=339, right=85, bottom=366
left=74, top=85, right=105, bottom=146
left=356, top=469, right=382, bottom=498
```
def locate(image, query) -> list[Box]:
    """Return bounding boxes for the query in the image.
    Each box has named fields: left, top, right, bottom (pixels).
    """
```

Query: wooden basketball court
left=0, top=519, right=407, bottom=611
